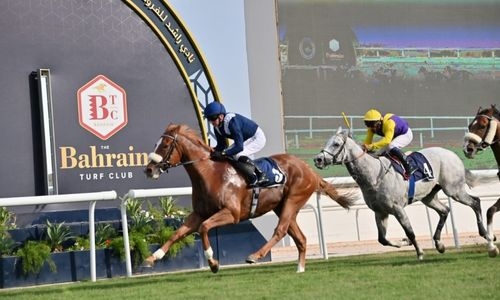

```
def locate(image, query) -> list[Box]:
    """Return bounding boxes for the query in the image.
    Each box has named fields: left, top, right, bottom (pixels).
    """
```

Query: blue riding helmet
left=203, top=101, right=226, bottom=119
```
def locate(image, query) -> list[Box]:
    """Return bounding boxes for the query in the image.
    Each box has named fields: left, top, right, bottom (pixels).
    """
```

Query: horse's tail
left=318, top=178, right=357, bottom=210
left=465, top=169, right=498, bottom=188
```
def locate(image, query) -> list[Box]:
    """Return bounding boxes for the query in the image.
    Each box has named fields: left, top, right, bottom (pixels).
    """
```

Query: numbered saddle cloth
left=390, top=151, right=435, bottom=181
left=254, top=157, right=286, bottom=187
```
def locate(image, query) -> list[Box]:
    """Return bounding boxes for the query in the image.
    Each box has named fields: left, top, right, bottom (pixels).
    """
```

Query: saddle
left=228, top=157, right=287, bottom=218
left=229, top=157, right=286, bottom=188
left=387, top=152, right=435, bottom=204
left=387, top=152, right=434, bottom=182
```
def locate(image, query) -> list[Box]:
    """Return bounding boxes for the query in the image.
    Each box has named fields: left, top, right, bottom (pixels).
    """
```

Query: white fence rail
left=0, top=191, right=118, bottom=282
left=284, top=115, right=475, bottom=148
left=2, top=169, right=497, bottom=282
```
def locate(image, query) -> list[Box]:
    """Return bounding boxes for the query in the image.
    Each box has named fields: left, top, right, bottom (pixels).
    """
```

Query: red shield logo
left=77, top=75, right=127, bottom=140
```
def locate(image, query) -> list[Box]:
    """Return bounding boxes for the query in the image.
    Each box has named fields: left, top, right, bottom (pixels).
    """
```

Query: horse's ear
left=477, top=106, right=483, bottom=114
left=336, top=126, right=343, bottom=134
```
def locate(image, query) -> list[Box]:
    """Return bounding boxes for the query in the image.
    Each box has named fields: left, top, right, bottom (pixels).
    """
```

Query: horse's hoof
left=488, top=246, right=499, bottom=258
left=246, top=255, right=258, bottom=264
left=434, top=241, right=445, bottom=253
left=208, top=259, right=220, bottom=273
left=142, top=257, right=155, bottom=268
left=209, top=264, right=219, bottom=273
left=402, top=238, right=412, bottom=246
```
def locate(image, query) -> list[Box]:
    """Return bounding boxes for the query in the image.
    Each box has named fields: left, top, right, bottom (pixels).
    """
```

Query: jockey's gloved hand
left=210, top=151, right=225, bottom=161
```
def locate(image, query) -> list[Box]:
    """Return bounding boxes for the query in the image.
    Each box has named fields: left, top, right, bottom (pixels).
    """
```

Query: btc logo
left=77, top=75, right=127, bottom=140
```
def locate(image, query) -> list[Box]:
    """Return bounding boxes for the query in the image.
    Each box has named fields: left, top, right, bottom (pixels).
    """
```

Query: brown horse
left=463, top=104, right=500, bottom=257
left=142, top=123, right=356, bottom=273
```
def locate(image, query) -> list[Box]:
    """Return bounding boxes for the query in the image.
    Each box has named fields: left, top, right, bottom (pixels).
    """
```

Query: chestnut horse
left=463, top=104, right=500, bottom=257
left=143, top=123, right=356, bottom=273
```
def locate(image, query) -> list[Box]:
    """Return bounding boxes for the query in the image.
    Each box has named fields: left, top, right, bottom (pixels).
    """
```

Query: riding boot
left=253, top=164, right=269, bottom=186
left=389, top=148, right=416, bottom=179
left=238, top=156, right=268, bottom=187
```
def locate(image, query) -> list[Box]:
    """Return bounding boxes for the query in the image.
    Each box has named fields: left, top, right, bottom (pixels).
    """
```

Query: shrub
left=16, top=240, right=56, bottom=275
left=109, top=196, right=195, bottom=268
left=0, top=230, right=16, bottom=256
left=158, top=196, right=189, bottom=219
left=149, top=226, right=195, bottom=258
left=68, top=236, right=91, bottom=251
left=68, top=222, right=118, bottom=251
left=95, top=222, right=118, bottom=248
left=44, top=220, right=73, bottom=252
left=109, top=232, right=150, bottom=269
left=0, top=206, right=16, bottom=231
left=0, top=207, right=17, bottom=256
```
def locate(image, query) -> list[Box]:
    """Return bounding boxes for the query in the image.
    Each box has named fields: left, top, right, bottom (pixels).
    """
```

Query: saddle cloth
left=254, top=157, right=286, bottom=187
left=248, top=157, right=286, bottom=217
left=388, top=152, right=435, bottom=203
left=388, top=151, right=434, bottom=181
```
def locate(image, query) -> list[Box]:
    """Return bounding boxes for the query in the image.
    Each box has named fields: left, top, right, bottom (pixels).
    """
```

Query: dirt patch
left=270, top=232, right=492, bottom=262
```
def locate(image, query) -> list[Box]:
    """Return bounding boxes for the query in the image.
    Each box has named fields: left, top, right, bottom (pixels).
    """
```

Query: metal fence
left=284, top=115, right=474, bottom=148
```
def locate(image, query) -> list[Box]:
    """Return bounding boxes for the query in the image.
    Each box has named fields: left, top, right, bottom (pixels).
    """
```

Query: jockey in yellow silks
left=363, top=109, right=415, bottom=179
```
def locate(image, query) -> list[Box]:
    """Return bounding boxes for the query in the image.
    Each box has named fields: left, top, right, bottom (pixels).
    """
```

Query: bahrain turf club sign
left=77, top=75, right=128, bottom=140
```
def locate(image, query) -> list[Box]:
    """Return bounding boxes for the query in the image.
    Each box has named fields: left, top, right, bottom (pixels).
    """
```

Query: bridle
left=464, top=114, right=499, bottom=150
left=318, top=135, right=346, bottom=167
left=318, top=133, right=389, bottom=187
left=318, top=133, right=366, bottom=166
left=148, top=133, right=206, bottom=173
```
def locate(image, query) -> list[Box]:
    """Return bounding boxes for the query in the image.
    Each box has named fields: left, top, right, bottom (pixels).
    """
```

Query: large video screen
left=278, top=1, right=500, bottom=142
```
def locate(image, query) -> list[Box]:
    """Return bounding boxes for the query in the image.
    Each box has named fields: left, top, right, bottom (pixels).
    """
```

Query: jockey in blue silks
left=363, top=108, right=416, bottom=179
left=203, top=101, right=268, bottom=187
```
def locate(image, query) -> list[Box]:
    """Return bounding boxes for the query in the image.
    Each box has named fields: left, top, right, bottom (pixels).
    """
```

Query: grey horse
left=314, top=128, right=491, bottom=260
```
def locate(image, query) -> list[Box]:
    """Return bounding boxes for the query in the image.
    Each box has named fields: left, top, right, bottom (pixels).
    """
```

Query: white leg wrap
left=204, top=247, right=214, bottom=260
left=297, top=264, right=305, bottom=273
left=152, top=249, right=166, bottom=260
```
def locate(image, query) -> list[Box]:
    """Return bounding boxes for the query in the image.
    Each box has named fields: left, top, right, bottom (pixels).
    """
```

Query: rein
left=342, top=139, right=391, bottom=188
left=319, top=134, right=366, bottom=166
left=152, top=133, right=209, bottom=172
left=344, top=146, right=367, bottom=164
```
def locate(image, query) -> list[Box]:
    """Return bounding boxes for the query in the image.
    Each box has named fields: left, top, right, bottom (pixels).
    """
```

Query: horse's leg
left=198, top=208, right=237, bottom=273
left=285, top=219, right=307, bottom=273
left=246, top=206, right=296, bottom=268
left=421, top=186, right=449, bottom=253
left=391, top=205, right=424, bottom=260
left=374, top=211, right=402, bottom=248
left=486, top=199, right=500, bottom=257
left=143, top=212, right=202, bottom=267
left=449, top=191, right=489, bottom=239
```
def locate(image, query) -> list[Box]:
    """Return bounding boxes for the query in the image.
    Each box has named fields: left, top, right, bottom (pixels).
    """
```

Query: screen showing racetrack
left=278, top=1, right=500, bottom=145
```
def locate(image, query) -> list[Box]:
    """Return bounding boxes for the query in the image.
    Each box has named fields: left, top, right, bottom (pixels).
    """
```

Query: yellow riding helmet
left=364, top=109, right=382, bottom=121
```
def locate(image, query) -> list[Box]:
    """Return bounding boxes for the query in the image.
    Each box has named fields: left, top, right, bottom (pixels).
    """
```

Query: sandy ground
left=270, top=232, right=493, bottom=263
